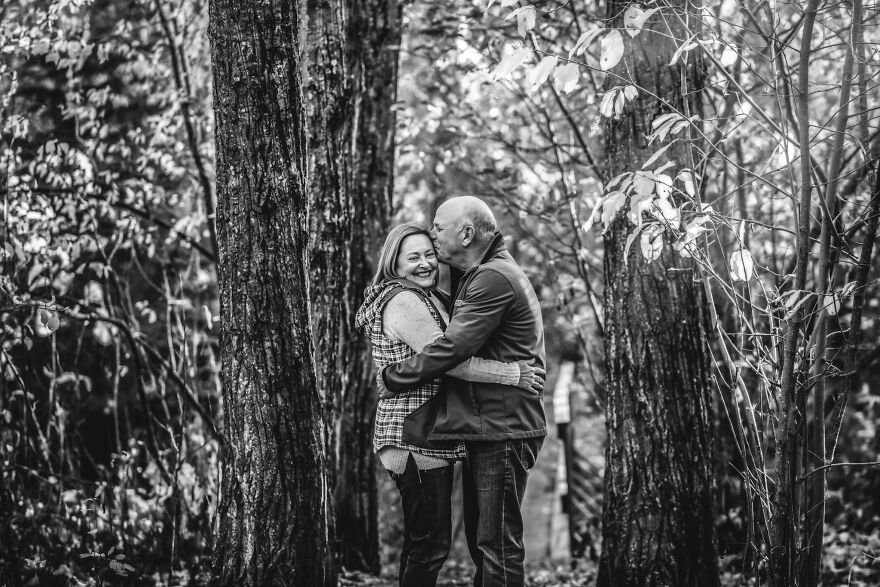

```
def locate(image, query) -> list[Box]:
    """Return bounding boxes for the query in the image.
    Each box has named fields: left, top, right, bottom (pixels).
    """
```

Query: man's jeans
left=463, top=437, right=544, bottom=587
left=389, top=456, right=454, bottom=587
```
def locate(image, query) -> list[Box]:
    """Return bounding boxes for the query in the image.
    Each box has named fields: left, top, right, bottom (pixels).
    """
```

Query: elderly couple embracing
left=355, top=196, right=547, bottom=587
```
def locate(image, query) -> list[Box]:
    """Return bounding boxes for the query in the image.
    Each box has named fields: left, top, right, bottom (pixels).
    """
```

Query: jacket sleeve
left=382, top=269, right=516, bottom=392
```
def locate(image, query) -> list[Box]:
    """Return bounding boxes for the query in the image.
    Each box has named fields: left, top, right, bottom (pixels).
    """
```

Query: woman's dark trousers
left=390, top=456, right=454, bottom=587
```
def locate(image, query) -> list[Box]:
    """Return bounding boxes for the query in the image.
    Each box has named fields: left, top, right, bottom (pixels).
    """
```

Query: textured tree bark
left=209, top=1, right=334, bottom=584
left=597, top=1, right=720, bottom=585
left=306, top=0, right=401, bottom=573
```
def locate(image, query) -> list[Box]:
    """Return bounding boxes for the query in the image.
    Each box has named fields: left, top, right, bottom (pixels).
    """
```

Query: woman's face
left=395, top=233, right=438, bottom=289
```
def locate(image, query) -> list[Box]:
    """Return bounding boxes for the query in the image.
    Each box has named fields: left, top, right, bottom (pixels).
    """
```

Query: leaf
left=685, top=214, right=712, bottom=235
left=599, top=30, right=625, bottom=71
left=36, top=309, right=59, bottom=337
left=27, top=262, right=44, bottom=286
left=527, top=55, right=557, bottom=90
left=622, top=84, right=638, bottom=100
left=84, top=280, right=104, bottom=304
left=675, top=214, right=711, bottom=258
left=501, top=0, right=519, bottom=5
left=599, top=87, right=619, bottom=118
left=640, top=225, right=664, bottom=262
left=670, top=119, right=690, bottom=135
left=93, top=322, right=114, bottom=346
left=647, top=112, right=681, bottom=144
left=605, top=172, right=630, bottom=192
left=655, top=173, right=673, bottom=199
left=669, top=34, right=698, bottom=66
left=641, top=142, right=673, bottom=170
left=615, top=90, right=626, bottom=118
left=628, top=193, right=653, bottom=225
left=781, top=290, right=813, bottom=320
left=203, top=305, right=213, bottom=330
left=652, top=198, right=679, bottom=226
left=599, top=86, right=630, bottom=118
left=505, top=6, right=536, bottom=36
left=492, top=47, right=532, bottom=80
left=601, top=191, right=627, bottom=231
left=518, top=6, right=537, bottom=36
left=624, top=225, right=645, bottom=264
left=585, top=193, right=609, bottom=228
left=647, top=113, right=695, bottom=144
left=553, top=62, right=580, bottom=93
left=840, top=281, right=857, bottom=298
left=651, top=112, right=680, bottom=128
left=729, top=248, right=754, bottom=282
left=677, top=169, right=695, bottom=196
left=827, top=292, right=840, bottom=316
left=569, top=28, right=604, bottom=58
left=632, top=172, right=655, bottom=196
left=720, top=45, right=739, bottom=67
left=623, top=6, right=658, bottom=37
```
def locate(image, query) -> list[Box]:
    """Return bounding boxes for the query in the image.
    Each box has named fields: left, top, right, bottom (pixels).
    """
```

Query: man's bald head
left=430, top=196, right=499, bottom=270
left=437, top=196, right=497, bottom=245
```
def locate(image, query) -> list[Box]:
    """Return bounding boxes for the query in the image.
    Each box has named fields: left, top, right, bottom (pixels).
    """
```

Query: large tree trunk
left=597, top=1, right=720, bottom=585
left=306, top=0, right=400, bottom=573
left=209, top=1, right=334, bottom=584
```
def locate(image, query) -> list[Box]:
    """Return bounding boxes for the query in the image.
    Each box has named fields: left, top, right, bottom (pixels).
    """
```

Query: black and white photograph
left=1, top=0, right=879, bottom=585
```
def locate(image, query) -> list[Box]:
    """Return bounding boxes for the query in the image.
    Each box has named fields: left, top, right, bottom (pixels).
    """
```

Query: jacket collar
left=450, top=232, right=506, bottom=296
left=478, top=231, right=506, bottom=265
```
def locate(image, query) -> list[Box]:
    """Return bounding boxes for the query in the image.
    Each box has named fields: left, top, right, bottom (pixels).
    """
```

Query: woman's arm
left=383, top=291, right=519, bottom=384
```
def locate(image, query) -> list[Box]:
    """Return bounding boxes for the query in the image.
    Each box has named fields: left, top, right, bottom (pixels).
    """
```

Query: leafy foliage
left=2, top=0, right=218, bottom=583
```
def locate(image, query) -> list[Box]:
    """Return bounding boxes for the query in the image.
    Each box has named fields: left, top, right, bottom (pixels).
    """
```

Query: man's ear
left=460, top=225, right=475, bottom=247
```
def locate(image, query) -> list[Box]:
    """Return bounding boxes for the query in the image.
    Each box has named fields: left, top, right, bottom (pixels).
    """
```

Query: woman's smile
left=395, top=233, right=439, bottom=289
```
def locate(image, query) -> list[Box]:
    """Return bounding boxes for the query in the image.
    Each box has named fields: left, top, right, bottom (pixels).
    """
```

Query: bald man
left=381, top=196, right=547, bottom=587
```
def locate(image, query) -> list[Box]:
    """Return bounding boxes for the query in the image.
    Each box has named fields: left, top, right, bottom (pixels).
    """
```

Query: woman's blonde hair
left=371, top=222, right=432, bottom=285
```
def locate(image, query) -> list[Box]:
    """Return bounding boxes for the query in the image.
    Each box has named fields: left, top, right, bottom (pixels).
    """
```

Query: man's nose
left=429, top=228, right=437, bottom=240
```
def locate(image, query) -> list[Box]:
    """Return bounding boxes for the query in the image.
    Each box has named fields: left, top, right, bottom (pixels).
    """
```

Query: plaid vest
left=356, top=280, right=466, bottom=460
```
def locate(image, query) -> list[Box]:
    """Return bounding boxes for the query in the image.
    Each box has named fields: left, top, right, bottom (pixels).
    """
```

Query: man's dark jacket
left=382, top=232, right=547, bottom=442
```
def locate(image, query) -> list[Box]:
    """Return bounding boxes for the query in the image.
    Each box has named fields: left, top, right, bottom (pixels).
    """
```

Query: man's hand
left=377, top=369, right=395, bottom=400
left=516, top=359, right=545, bottom=395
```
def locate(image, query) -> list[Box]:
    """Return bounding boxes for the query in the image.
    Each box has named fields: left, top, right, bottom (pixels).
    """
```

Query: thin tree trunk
left=209, top=1, right=334, bottom=584
left=306, top=0, right=400, bottom=573
left=769, top=1, right=821, bottom=583
left=597, top=1, right=720, bottom=585
left=799, top=3, right=861, bottom=582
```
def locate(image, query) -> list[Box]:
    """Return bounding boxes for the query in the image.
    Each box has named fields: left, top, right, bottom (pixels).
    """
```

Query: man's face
left=429, top=203, right=464, bottom=266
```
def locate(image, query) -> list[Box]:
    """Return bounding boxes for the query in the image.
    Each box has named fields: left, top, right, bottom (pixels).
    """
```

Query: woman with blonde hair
left=355, top=222, right=542, bottom=586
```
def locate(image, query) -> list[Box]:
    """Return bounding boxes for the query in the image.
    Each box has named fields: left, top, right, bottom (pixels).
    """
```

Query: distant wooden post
left=553, top=361, right=576, bottom=561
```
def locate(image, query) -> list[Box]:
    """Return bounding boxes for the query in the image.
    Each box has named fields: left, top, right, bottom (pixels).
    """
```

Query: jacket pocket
left=401, top=394, right=457, bottom=451
left=429, top=377, right=482, bottom=439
